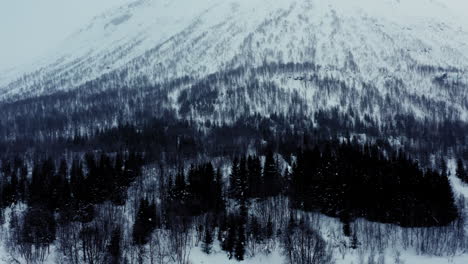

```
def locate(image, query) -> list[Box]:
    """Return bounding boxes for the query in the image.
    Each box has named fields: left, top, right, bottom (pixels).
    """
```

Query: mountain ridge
left=1, top=0, right=468, bottom=123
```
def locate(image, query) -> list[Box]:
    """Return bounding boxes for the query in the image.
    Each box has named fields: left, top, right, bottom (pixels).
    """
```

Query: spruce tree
left=223, top=215, right=237, bottom=259
left=263, top=151, right=281, bottom=197
left=234, top=223, right=245, bottom=261
left=18, top=165, right=28, bottom=202
left=133, top=198, right=157, bottom=245
left=247, top=155, right=262, bottom=198
left=202, top=225, right=214, bottom=254
left=229, top=158, right=241, bottom=200
left=214, top=168, right=225, bottom=213
left=108, top=226, right=122, bottom=264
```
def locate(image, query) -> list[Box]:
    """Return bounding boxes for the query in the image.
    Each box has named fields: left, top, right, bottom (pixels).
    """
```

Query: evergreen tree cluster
left=290, top=141, right=458, bottom=227
left=229, top=153, right=282, bottom=201
left=133, top=198, right=159, bottom=245
left=0, top=156, right=28, bottom=207
left=0, top=59, right=467, bottom=262
left=0, top=123, right=462, bottom=262
left=167, top=162, right=224, bottom=216
left=0, top=151, right=144, bottom=249
left=219, top=212, right=249, bottom=261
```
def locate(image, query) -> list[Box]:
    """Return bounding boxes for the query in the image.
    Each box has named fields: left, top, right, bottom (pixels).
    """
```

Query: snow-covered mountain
left=1, top=0, right=468, bottom=122
left=2, top=3, right=468, bottom=263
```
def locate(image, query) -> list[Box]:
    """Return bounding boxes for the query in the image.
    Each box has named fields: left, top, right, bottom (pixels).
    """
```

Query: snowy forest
left=0, top=92, right=468, bottom=263
left=1, top=0, right=468, bottom=262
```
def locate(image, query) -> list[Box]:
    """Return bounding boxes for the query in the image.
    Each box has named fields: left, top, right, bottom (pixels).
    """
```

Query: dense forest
left=2, top=63, right=468, bottom=162
left=0, top=114, right=466, bottom=263
left=2, top=0, right=468, bottom=261
left=0, top=62, right=467, bottom=263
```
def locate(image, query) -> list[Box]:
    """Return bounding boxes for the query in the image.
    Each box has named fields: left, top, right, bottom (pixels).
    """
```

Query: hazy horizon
left=0, top=0, right=136, bottom=72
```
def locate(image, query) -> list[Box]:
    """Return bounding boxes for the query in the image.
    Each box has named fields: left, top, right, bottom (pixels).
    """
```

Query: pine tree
left=175, top=168, right=186, bottom=192
left=263, top=151, right=281, bottom=197
left=214, top=168, right=225, bottom=213
left=108, top=226, right=122, bottom=264
left=229, top=158, right=241, bottom=199
left=234, top=222, right=245, bottom=261
left=49, top=159, right=70, bottom=212
left=21, top=205, right=56, bottom=247
left=342, top=220, right=351, bottom=237
left=85, top=152, right=102, bottom=203
left=223, top=216, right=237, bottom=259
left=439, top=157, right=448, bottom=177
left=247, top=155, right=262, bottom=198
left=249, top=216, right=263, bottom=243
left=265, top=217, right=274, bottom=239
left=10, top=169, right=18, bottom=201
left=133, top=198, right=157, bottom=245
left=133, top=199, right=148, bottom=245
left=202, top=225, right=214, bottom=254
left=18, top=165, right=28, bottom=202
left=69, top=158, right=94, bottom=223
left=291, top=152, right=306, bottom=208
left=70, top=159, right=85, bottom=201
left=235, top=186, right=248, bottom=261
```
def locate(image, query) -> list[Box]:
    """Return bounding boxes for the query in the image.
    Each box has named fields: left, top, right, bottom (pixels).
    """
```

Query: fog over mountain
left=0, top=0, right=135, bottom=72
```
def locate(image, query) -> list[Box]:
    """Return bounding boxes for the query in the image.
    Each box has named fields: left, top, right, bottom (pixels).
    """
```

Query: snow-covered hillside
left=1, top=0, right=468, bottom=107
left=2, top=2, right=468, bottom=264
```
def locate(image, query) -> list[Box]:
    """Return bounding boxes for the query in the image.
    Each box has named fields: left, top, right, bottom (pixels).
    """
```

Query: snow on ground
left=2, top=0, right=468, bottom=100
left=186, top=161, right=468, bottom=264
left=451, top=175, right=468, bottom=198
left=188, top=226, right=468, bottom=264
left=0, top=182, right=467, bottom=263
left=191, top=244, right=285, bottom=264
left=449, top=158, right=468, bottom=198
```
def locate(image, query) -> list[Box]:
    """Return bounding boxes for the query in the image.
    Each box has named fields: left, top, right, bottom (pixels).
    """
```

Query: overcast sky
left=0, top=0, right=134, bottom=71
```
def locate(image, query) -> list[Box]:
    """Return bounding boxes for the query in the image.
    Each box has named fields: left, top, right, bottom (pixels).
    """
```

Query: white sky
left=0, top=0, right=135, bottom=72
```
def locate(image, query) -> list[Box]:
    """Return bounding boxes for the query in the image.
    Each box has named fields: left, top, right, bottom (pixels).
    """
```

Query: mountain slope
left=1, top=0, right=468, bottom=123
